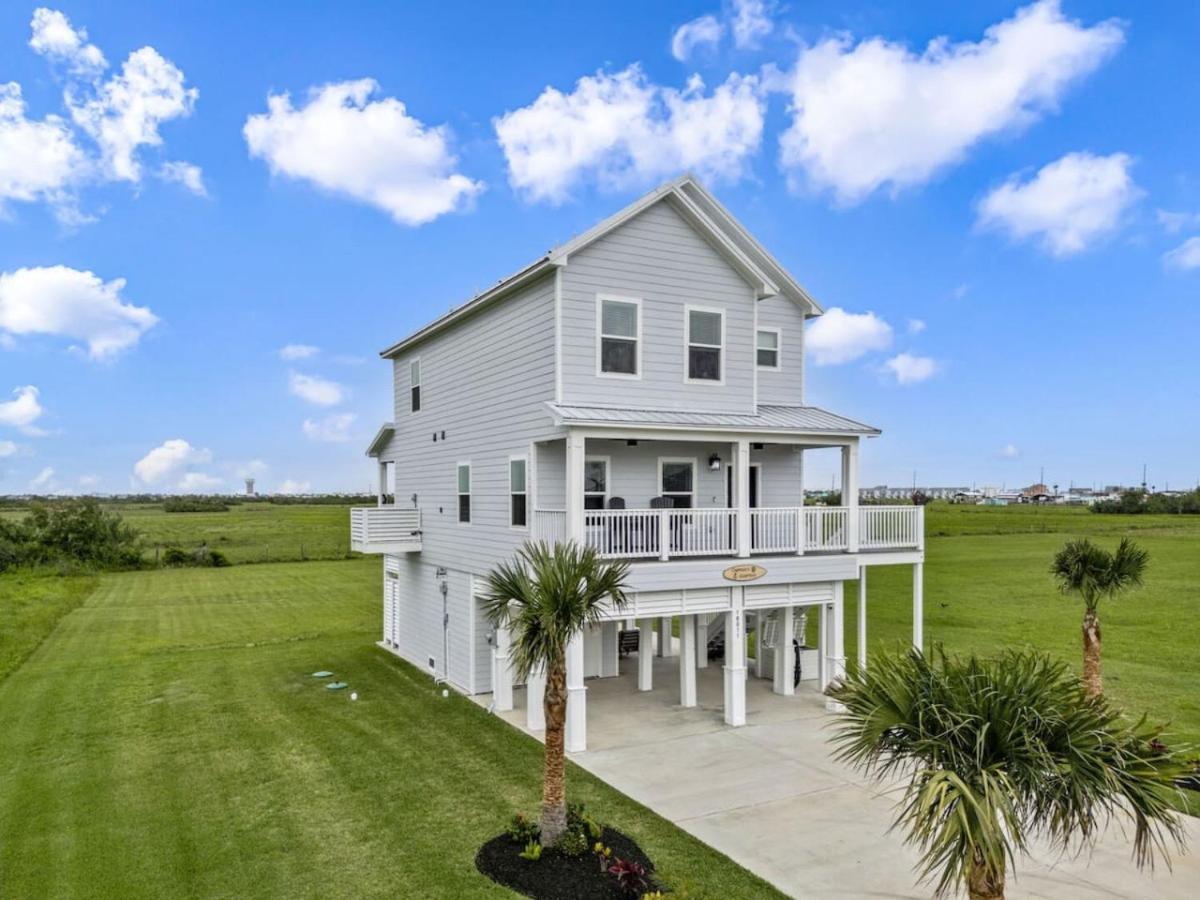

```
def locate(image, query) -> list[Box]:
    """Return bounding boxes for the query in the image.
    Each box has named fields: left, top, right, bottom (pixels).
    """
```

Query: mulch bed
left=476, top=826, right=660, bottom=899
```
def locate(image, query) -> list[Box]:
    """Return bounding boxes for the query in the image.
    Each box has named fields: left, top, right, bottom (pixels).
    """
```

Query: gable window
left=598, top=296, right=640, bottom=377
left=457, top=463, right=471, bottom=523
left=686, top=307, right=723, bottom=383
left=584, top=457, right=609, bottom=510
left=659, top=459, right=695, bottom=509
left=756, top=329, right=780, bottom=369
left=410, top=359, right=421, bottom=412
left=509, top=457, right=527, bottom=528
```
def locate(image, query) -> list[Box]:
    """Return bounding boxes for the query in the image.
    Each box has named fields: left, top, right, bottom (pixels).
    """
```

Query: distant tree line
left=163, top=496, right=232, bottom=513
left=1091, top=489, right=1200, bottom=515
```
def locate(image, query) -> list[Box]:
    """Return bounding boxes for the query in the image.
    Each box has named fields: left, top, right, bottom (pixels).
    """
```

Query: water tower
left=245, top=478, right=256, bottom=496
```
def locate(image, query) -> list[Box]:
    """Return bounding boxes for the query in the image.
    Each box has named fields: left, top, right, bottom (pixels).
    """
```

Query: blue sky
left=1, top=1, right=1198, bottom=495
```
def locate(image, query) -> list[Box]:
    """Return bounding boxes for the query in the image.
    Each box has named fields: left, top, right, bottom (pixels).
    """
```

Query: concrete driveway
left=488, top=654, right=1200, bottom=899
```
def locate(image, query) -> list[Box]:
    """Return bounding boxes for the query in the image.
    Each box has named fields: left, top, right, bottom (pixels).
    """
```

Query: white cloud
left=67, top=46, right=198, bottom=184
left=232, top=459, right=268, bottom=479
left=999, top=443, right=1021, bottom=459
left=777, top=1, right=1124, bottom=203
left=671, top=15, right=723, bottom=61
left=977, top=152, right=1139, bottom=256
left=495, top=65, right=763, bottom=203
left=277, top=478, right=311, bottom=495
left=806, top=307, right=892, bottom=365
left=884, top=353, right=939, bottom=385
left=29, top=8, right=106, bottom=76
left=0, top=265, right=158, bottom=359
left=0, top=82, right=88, bottom=218
left=288, top=371, right=344, bottom=406
left=731, top=0, right=775, bottom=49
left=1163, top=237, right=1200, bottom=272
left=279, top=343, right=319, bottom=360
left=177, top=471, right=223, bottom=492
left=907, top=318, right=926, bottom=334
left=952, top=283, right=970, bottom=300
left=244, top=79, right=482, bottom=226
left=77, top=473, right=100, bottom=488
left=134, top=438, right=212, bottom=485
left=303, top=412, right=355, bottom=443
left=1156, top=209, right=1200, bottom=235
left=0, top=386, right=44, bottom=432
left=0, top=439, right=17, bottom=457
left=29, top=466, right=56, bottom=491
left=159, top=160, right=206, bottom=196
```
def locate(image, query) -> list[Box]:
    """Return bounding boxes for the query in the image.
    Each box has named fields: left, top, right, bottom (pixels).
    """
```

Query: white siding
left=560, top=201, right=757, bottom=412
left=756, top=294, right=806, bottom=405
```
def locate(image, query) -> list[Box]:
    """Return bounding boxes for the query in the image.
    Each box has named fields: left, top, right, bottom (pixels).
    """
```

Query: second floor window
left=599, top=296, right=639, bottom=376
left=457, top=463, right=471, bottom=523
left=687, top=308, right=723, bottom=382
left=756, top=329, right=780, bottom=368
left=510, top=457, right=527, bottom=528
left=410, top=359, right=421, bottom=412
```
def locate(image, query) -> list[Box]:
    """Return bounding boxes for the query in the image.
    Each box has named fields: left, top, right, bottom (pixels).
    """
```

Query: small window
left=660, top=460, right=695, bottom=509
left=599, top=297, right=639, bottom=376
left=687, top=308, right=723, bottom=382
left=457, top=463, right=471, bottom=523
left=510, top=458, right=527, bottom=528
left=757, top=329, right=780, bottom=369
left=410, top=359, right=421, bottom=412
left=584, top=458, right=608, bottom=510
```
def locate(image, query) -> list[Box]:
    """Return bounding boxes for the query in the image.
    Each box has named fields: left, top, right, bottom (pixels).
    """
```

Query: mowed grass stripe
left=0, top=559, right=784, bottom=899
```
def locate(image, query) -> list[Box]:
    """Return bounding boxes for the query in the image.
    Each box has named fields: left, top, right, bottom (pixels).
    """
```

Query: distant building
left=245, top=478, right=256, bottom=496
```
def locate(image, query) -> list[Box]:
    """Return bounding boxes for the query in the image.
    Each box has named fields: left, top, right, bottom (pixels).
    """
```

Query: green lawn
left=0, top=559, right=783, bottom=899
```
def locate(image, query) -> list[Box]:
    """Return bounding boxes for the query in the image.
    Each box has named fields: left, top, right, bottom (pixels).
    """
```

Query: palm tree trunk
left=967, top=850, right=1005, bottom=900
left=1082, top=606, right=1103, bottom=699
left=540, top=658, right=569, bottom=846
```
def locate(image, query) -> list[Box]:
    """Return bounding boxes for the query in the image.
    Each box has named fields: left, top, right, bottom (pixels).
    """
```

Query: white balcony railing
left=350, top=506, right=422, bottom=554
left=531, top=505, right=921, bottom=561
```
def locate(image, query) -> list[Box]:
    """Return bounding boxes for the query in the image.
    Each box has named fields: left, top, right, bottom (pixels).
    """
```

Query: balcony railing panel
left=350, top=507, right=422, bottom=554
left=804, top=507, right=848, bottom=552
left=532, top=509, right=567, bottom=545
left=860, top=505, right=921, bottom=550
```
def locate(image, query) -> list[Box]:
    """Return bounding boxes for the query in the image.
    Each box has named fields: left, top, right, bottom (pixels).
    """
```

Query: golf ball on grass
left=350, top=692, right=358, bottom=701
left=442, top=689, right=449, bottom=698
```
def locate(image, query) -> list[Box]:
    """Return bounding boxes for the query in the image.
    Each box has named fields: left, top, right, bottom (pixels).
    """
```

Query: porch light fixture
left=708, top=453, right=722, bottom=471
left=626, top=439, right=638, bottom=446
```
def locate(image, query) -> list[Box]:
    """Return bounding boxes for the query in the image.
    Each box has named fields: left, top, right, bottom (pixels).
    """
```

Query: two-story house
left=351, top=175, right=924, bottom=753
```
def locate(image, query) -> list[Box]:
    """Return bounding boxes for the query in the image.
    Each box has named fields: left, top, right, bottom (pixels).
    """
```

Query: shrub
left=207, top=549, right=230, bottom=567
left=506, top=813, right=540, bottom=844
left=608, top=858, right=652, bottom=897
left=555, top=828, right=589, bottom=858
left=162, top=547, right=191, bottom=567
left=517, top=840, right=541, bottom=861
left=161, top=546, right=230, bottom=568
left=0, top=499, right=142, bottom=573
left=163, top=496, right=230, bottom=513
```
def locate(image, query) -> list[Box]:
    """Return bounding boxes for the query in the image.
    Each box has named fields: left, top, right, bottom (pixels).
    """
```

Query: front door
left=725, top=464, right=761, bottom=507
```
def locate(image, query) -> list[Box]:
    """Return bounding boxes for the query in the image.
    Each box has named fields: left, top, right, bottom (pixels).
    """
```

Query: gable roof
left=380, top=174, right=823, bottom=359
left=365, top=422, right=395, bottom=457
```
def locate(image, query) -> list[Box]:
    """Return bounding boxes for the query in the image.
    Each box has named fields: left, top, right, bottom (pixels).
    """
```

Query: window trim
left=508, top=454, right=528, bottom=530
left=583, top=455, right=611, bottom=510
left=657, top=456, right=698, bottom=508
left=410, top=357, right=422, bottom=413
left=595, top=294, right=642, bottom=380
left=756, top=327, right=782, bottom=370
left=683, top=304, right=725, bottom=386
left=456, top=461, right=471, bottom=525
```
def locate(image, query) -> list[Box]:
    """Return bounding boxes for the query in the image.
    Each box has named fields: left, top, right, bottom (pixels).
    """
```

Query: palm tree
left=482, top=541, right=630, bottom=845
left=829, top=648, right=1186, bottom=900
left=1051, top=537, right=1149, bottom=698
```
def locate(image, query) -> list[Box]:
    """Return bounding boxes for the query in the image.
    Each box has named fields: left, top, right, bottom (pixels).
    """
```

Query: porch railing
left=530, top=505, right=921, bottom=560
left=349, top=506, right=422, bottom=554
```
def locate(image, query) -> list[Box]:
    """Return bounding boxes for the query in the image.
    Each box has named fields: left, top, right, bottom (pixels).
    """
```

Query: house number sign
left=723, top=564, right=767, bottom=582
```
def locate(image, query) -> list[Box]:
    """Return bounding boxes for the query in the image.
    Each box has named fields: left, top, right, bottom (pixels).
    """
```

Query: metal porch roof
left=546, top=404, right=880, bottom=436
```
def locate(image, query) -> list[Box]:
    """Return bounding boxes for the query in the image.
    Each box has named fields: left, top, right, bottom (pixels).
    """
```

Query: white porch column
left=376, top=460, right=389, bottom=505
left=600, top=621, right=619, bottom=678
left=526, top=663, right=545, bottom=732
left=817, top=603, right=828, bottom=689
left=752, top=611, right=764, bottom=679
left=735, top=439, right=751, bottom=558
left=913, top=562, right=924, bottom=653
left=772, top=605, right=795, bottom=696
left=637, top=618, right=654, bottom=691
left=696, top=614, right=708, bottom=669
left=565, top=431, right=586, bottom=543
left=565, top=632, right=587, bottom=752
left=723, top=590, right=747, bottom=726
left=826, top=581, right=847, bottom=712
left=857, top=567, right=868, bottom=671
left=842, top=440, right=860, bottom=553
left=492, top=621, right=514, bottom=712
left=658, top=616, right=676, bottom=657
left=679, top=614, right=697, bottom=708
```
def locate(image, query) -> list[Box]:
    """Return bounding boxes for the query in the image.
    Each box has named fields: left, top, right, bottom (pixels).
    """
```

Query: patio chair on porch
left=650, top=496, right=681, bottom=554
